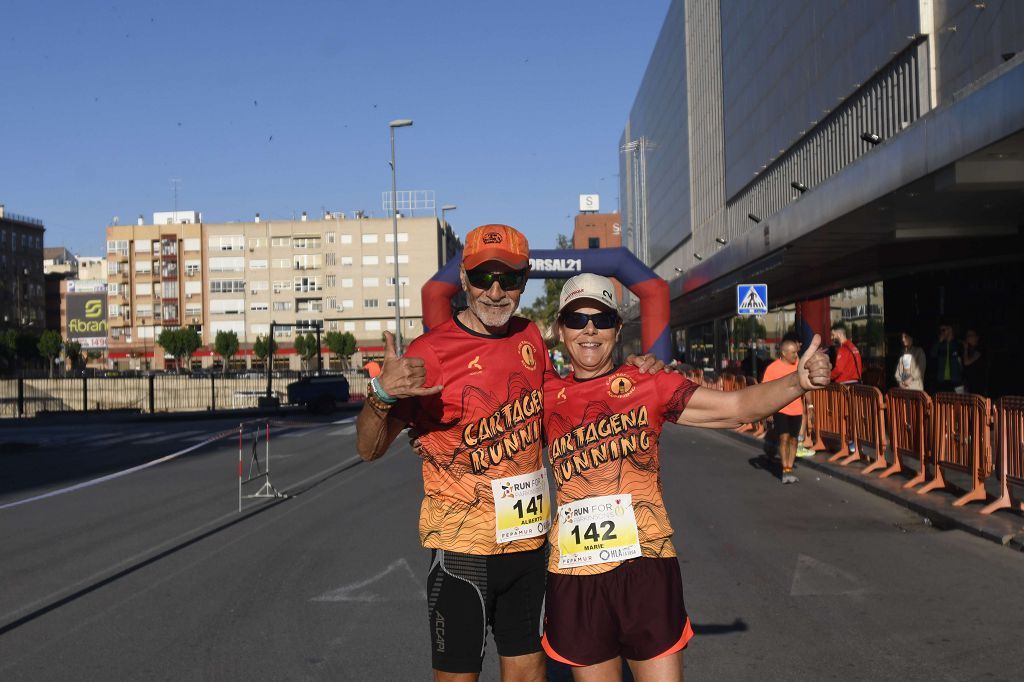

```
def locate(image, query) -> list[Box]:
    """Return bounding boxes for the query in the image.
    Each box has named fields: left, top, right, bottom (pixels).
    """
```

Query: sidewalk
left=724, top=430, right=1024, bottom=553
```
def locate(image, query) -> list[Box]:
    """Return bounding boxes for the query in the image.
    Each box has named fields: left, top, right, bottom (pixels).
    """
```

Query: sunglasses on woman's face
left=465, top=269, right=528, bottom=291
left=559, top=311, right=621, bottom=330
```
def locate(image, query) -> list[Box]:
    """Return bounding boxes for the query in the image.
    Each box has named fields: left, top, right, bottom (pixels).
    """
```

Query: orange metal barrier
left=806, top=384, right=850, bottom=455
left=883, top=389, right=933, bottom=488
left=844, top=385, right=887, bottom=473
left=918, top=393, right=993, bottom=507
left=981, top=396, right=1024, bottom=515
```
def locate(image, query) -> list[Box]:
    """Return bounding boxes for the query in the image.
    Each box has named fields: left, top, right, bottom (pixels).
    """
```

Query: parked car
left=286, top=375, right=350, bottom=413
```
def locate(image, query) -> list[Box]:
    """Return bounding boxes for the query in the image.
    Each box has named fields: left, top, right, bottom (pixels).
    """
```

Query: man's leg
left=428, top=550, right=489, bottom=679
left=498, top=652, right=546, bottom=682
left=572, top=656, right=625, bottom=681
left=491, top=547, right=547, bottom=681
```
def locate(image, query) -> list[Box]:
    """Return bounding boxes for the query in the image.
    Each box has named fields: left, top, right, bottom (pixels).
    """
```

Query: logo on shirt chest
left=607, top=374, right=635, bottom=398
left=467, top=355, right=483, bottom=375
left=518, top=341, right=537, bottom=370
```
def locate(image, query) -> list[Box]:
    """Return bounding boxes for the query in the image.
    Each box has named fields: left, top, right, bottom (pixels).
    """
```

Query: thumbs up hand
left=377, top=331, right=443, bottom=399
left=797, top=334, right=831, bottom=391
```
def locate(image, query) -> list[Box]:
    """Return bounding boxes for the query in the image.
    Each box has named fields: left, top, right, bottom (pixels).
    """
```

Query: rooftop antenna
left=170, top=178, right=182, bottom=217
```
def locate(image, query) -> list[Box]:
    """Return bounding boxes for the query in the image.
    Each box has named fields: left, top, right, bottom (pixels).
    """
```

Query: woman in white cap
left=541, top=273, right=832, bottom=681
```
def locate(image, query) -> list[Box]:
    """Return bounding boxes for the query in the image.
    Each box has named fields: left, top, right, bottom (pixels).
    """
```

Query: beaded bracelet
left=366, top=390, right=394, bottom=412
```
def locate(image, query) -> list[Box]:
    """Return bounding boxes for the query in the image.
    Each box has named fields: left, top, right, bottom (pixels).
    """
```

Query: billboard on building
left=579, top=194, right=600, bottom=212
left=66, top=292, right=108, bottom=348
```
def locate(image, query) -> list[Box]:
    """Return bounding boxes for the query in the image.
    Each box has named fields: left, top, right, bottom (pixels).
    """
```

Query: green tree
left=520, top=233, right=572, bottom=349
left=324, top=331, right=357, bottom=370
left=731, top=317, right=767, bottom=342
left=65, top=340, right=83, bottom=370
left=253, top=334, right=276, bottom=371
left=214, top=330, right=240, bottom=375
left=38, top=330, right=63, bottom=377
left=294, top=333, right=319, bottom=371
left=180, top=327, right=202, bottom=369
left=157, top=328, right=183, bottom=369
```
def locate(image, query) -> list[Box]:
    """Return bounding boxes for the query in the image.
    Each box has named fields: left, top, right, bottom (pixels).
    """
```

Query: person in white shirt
left=895, top=331, right=926, bottom=391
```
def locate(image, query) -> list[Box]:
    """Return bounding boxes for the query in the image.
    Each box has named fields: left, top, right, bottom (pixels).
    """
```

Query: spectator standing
left=962, top=328, right=988, bottom=396
left=830, top=323, right=863, bottom=384
left=763, top=340, right=805, bottom=483
left=894, top=331, right=926, bottom=391
left=930, top=323, right=963, bottom=393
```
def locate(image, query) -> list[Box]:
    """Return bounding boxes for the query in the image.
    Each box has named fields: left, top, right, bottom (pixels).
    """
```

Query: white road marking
left=311, top=558, right=426, bottom=603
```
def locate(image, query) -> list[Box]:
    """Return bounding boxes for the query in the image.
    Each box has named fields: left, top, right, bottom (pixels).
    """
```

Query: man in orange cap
left=356, top=224, right=659, bottom=681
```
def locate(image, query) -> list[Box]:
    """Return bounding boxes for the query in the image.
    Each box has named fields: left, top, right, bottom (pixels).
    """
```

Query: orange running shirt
left=543, top=366, right=699, bottom=575
left=394, top=315, right=549, bottom=555
left=762, top=359, right=802, bottom=416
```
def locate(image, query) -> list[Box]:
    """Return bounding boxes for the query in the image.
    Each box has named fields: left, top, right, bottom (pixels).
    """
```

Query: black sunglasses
left=559, top=311, right=620, bottom=330
left=466, top=269, right=528, bottom=291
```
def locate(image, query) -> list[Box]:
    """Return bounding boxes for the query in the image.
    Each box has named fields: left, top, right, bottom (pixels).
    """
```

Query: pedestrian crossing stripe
left=737, top=283, right=768, bottom=315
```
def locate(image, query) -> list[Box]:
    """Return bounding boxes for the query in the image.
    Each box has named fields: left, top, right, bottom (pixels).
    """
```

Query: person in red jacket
left=830, top=322, right=862, bottom=384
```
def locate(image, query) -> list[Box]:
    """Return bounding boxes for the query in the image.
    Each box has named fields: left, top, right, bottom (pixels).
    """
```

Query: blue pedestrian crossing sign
left=737, top=283, right=768, bottom=315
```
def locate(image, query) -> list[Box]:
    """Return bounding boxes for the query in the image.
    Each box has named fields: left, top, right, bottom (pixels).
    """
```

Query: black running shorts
left=773, top=412, right=802, bottom=438
left=543, top=557, right=692, bottom=666
left=427, top=546, right=546, bottom=673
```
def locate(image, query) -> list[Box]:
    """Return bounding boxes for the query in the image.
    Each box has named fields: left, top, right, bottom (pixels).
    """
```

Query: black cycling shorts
left=773, top=412, right=802, bottom=438
left=427, top=546, right=546, bottom=673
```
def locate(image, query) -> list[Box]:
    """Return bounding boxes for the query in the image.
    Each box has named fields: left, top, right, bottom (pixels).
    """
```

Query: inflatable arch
left=422, top=247, right=671, bottom=361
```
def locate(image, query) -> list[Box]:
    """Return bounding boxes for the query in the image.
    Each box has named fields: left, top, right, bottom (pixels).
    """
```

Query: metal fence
left=0, top=373, right=369, bottom=418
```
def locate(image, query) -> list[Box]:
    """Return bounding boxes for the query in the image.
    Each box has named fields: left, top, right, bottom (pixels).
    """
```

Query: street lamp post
left=389, top=118, right=413, bottom=354
left=440, top=204, right=457, bottom=266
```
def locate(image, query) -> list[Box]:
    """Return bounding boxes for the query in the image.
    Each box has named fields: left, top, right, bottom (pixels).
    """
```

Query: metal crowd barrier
left=981, top=396, right=1024, bottom=515
left=806, top=384, right=850, bottom=455
left=918, top=392, right=993, bottom=507
left=882, top=389, right=933, bottom=488
left=845, top=385, right=887, bottom=473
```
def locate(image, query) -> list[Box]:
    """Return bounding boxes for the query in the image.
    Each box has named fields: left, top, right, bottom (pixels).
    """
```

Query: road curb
left=721, top=430, right=1024, bottom=553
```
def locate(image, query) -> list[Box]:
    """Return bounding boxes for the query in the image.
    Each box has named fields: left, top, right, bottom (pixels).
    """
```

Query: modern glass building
left=620, top=0, right=1024, bottom=396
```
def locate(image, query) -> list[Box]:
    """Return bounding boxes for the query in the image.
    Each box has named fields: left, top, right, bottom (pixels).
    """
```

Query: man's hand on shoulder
left=378, top=331, right=443, bottom=399
left=797, top=334, right=831, bottom=391
left=625, top=352, right=667, bottom=374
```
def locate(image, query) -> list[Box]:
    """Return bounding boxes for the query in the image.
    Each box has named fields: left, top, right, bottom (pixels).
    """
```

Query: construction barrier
left=882, top=389, right=933, bottom=488
left=806, top=384, right=850, bottom=455
left=918, top=393, right=993, bottom=507
left=981, top=396, right=1024, bottom=515
left=844, top=385, right=887, bottom=473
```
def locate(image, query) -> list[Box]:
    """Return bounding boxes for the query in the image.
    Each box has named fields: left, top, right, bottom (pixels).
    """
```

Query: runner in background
left=762, top=339, right=803, bottom=483
left=541, top=274, right=831, bottom=681
left=355, top=225, right=662, bottom=682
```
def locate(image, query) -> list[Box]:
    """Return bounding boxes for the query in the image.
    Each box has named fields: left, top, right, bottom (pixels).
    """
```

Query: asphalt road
left=1, top=416, right=1022, bottom=681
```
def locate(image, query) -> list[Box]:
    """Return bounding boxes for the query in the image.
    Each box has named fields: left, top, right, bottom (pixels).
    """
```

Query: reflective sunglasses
left=465, top=269, right=528, bottom=291
left=558, top=311, right=620, bottom=330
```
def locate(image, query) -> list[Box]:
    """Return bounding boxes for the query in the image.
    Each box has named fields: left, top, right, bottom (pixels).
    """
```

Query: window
left=361, top=234, right=378, bottom=244
left=364, top=298, right=379, bottom=309
left=107, top=238, right=129, bottom=254
left=326, top=274, right=337, bottom=287
left=135, top=304, right=153, bottom=318
left=294, top=276, right=321, bottom=292
left=343, top=321, right=355, bottom=331
left=384, top=233, right=409, bottom=243
left=588, top=237, right=600, bottom=249
left=248, top=237, right=265, bottom=249
left=109, top=303, right=122, bottom=317
left=293, top=236, right=321, bottom=249
left=210, top=299, right=244, bottom=314
left=386, top=299, right=411, bottom=309
left=248, top=259, right=267, bottom=269
left=209, top=235, right=244, bottom=251
left=183, top=238, right=201, bottom=252
left=341, top=255, right=353, bottom=266
left=326, top=232, right=336, bottom=244
left=384, top=255, right=409, bottom=264
left=271, top=237, right=290, bottom=247
left=327, top=297, right=338, bottom=310
left=341, top=299, right=354, bottom=309
left=162, top=304, right=178, bottom=320
left=327, top=321, right=339, bottom=331
left=162, top=282, right=177, bottom=298
left=272, top=258, right=291, bottom=269
left=362, top=255, right=379, bottom=266
left=135, top=260, right=152, bottom=274
left=209, top=280, right=245, bottom=293
left=185, top=281, right=202, bottom=295
left=108, top=283, right=120, bottom=295
left=341, top=278, right=353, bottom=288
left=210, top=320, right=245, bottom=336
left=107, top=261, right=120, bottom=275
left=293, top=255, right=321, bottom=270
left=185, top=304, right=202, bottom=317
left=273, top=301, right=293, bottom=311
left=340, top=234, right=353, bottom=244
left=325, top=253, right=336, bottom=266
left=362, top=277, right=379, bottom=287
left=209, top=257, right=244, bottom=272
left=384, top=276, right=410, bottom=286
left=273, top=280, right=291, bottom=293
left=251, top=323, right=269, bottom=335
left=386, top=320, right=396, bottom=330
left=135, top=239, right=151, bottom=253
left=249, top=280, right=269, bottom=293
left=274, top=324, right=294, bottom=338
left=135, top=282, right=151, bottom=296
left=365, top=320, right=381, bottom=331
left=296, top=320, right=323, bottom=332
left=184, top=260, right=201, bottom=276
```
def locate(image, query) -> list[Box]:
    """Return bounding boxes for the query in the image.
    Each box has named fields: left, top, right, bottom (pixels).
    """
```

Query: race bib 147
left=491, top=469, right=551, bottom=543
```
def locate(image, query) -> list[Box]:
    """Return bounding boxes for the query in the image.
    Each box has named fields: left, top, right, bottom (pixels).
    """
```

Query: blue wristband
left=370, top=376, right=398, bottom=404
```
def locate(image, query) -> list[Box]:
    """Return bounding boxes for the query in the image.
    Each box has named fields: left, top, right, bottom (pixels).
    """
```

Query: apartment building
left=105, top=211, right=456, bottom=370
left=0, top=204, right=45, bottom=332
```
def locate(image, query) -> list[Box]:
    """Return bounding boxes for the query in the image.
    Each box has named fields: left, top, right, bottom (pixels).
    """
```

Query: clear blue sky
left=1, top=0, right=669, bottom=306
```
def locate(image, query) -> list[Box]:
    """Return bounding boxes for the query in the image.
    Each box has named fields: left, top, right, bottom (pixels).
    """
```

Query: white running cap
left=558, top=273, right=617, bottom=314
